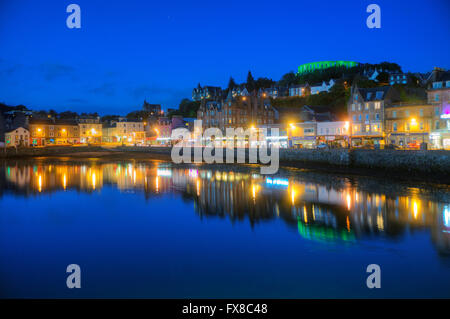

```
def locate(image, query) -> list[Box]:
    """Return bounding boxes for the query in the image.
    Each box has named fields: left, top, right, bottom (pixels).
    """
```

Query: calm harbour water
left=0, top=158, right=449, bottom=298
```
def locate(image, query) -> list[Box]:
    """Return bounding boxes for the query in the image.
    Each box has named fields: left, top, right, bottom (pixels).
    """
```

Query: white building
left=116, top=121, right=145, bottom=144
left=5, top=127, right=30, bottom=147
left=310, top=79, right=335, bottom=95
left=317, top=121, right=350, bottom=139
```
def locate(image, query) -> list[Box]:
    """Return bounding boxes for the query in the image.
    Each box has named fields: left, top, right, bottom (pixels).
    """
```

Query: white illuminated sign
left=441, top=114, right=450, bottom=119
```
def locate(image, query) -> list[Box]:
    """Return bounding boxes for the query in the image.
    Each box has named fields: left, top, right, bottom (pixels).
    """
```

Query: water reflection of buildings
left=2, top=161, right=450, bottom=254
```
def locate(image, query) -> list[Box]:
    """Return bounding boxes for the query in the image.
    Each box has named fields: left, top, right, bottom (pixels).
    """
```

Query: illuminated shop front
left=430, top=112, right=450, bottom=150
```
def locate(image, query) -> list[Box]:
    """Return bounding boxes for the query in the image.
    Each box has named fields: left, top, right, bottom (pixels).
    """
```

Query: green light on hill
left=297, top=61, right=359, bottom=75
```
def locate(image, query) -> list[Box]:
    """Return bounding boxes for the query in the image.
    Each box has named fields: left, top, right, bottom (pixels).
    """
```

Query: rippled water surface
left=0, top=158, right=449, bottom=298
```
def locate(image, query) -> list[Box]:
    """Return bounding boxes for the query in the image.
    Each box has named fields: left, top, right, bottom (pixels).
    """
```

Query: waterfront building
left=29, top=119, right=80, bottom=146
left=427, top=70, right=450, bottom=149
left=5, top=127, right=30, bottom=147
left=115, top=121, right=145, bottom=145
left=384, top=103, right=435, bottom=148
left=348, top=85, right=399, bottom=147
left=316, top=121, right=350, bottom=147
left=155, top=117, right=172, bottom=145
left=78, top=115, right=102, bottom=144
left=287, top=122, right=317, bottom=148
left=0, top=112, right=5, bottom=143
left=102, top=124, right=118, bottom=144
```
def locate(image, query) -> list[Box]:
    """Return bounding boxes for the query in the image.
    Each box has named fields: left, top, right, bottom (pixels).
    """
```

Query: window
left=419, top=109, right=423, bottom=116
left=351, top=104, right=355, bottom=111
left=358, top=114, right=362, bottom=121
left=374, top=102, right=381, bottom=109
left=393, top=122, right=397, bottom=131
left=365, top=114, right=369, bottom=121
left=435, top=107, right=440, bottom=116
left=420, top=122, right=424, bottom=130
left=365, top=103, right=369, bottom=110
left=353, top=115, right=357, bottom=121
left=436, top=121, right=440, bottom=129
left=392, top=111, right=397, bottom=118
left=375, top=113, right=380, bottom=120
left=435, top=94, right=440, bottom=102
left=375, top=91, right=383, bottom=99
left=406, top=122, right=410, bottom=131
left=405, top=110, right=410, bottom=117
left=433, top=82, right=443, bottom=89
left=365, top=125, right=370, bottom=132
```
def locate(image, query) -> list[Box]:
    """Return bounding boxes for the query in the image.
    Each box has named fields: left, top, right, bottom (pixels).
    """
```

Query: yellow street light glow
left=289, top=123, right=296, bottom=129
left=37, top=128, right=42, bottom=132
left=410, top=118, right=417, bottom=125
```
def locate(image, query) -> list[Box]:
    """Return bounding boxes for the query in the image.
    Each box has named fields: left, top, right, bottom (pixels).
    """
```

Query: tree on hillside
left=227, top=77, right=237, bottom=90
left=278, top=72, right=298, bottom=87
left=376, top=71, right=389, bottom=83
left=59, top=111, right=78, bottom=119
left=246, top=71, right=255, bottom=92
left=255, top=77, right=275, bottom=90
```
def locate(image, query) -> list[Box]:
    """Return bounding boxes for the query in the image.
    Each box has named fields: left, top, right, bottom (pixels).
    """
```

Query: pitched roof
left=358, top=86, right=391, bottom=101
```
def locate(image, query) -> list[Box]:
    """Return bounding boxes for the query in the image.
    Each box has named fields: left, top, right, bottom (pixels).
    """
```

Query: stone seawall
left=279, top=148, right=350, bottom=166
left=2, top=145, right=450, bottom=175
left=0, top=146, right=105, bottom=158
left=350, top=149, right=450, bottom=174
left=114, top=147, right=450, bottom=174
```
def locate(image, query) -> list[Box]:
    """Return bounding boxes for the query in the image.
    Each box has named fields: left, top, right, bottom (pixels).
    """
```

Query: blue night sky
left=0, top=0, right=449, bottom=115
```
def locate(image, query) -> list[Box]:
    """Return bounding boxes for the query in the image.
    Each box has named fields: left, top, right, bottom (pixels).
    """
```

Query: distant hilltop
left=297, top=61, right=359, bottom=75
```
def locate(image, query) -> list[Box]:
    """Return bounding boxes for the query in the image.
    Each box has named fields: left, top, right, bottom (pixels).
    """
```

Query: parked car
left=316, top=143, right=329, bottom=150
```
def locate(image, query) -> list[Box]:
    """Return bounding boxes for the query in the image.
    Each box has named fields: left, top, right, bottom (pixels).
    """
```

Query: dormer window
left=433, top=82, right=443, bottom=89
left=375, top=91, right=383, bottom=99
